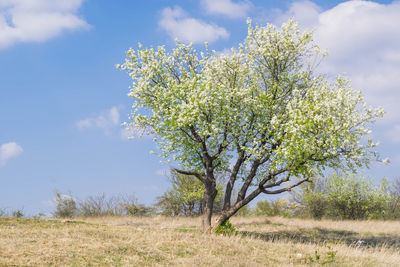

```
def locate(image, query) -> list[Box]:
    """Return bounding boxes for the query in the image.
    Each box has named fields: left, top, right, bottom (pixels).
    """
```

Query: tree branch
left=173, top=168, right=205, bottom=183
left=223, top=148, right=246, bottom=210
left=236, top=158, right=261, bottom=202
left=263, top=171, right=291, bottom=189
left=212, top=124, right=230, bottom=160
left=259, top=178, right=309, bottom=194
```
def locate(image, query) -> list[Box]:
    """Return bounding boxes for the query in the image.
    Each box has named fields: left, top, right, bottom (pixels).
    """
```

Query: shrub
left=33, top=213, right=47, bottom=219
left=385, top=177, right=400, bottom=219
left=253, top=198, right=290, bottom=217
left=291, top=176, right=328, bottom=219
left=303, top=191, right=326, bottom=219
left=78, top=193, right=109, bottom=217
left=291, top=173, right=390, bottom=220
left=12, top=209, right=24, bottom=218
left=53, top=190, right=77, bottom=218
left=53, top=190, right=150, bottom=217
left=156, top=170, right=204, bottom=216
left=78, top=193, right=151, bottom=217
left=326, top=174, right=389, bottom=220
left=215, top=220, right=236, bottom=235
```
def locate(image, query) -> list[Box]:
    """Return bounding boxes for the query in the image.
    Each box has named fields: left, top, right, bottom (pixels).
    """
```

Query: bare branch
left=236, top=158, right=261, bottom=202
left=173, top=168, right=205, bottom=183
left=260, top=178, right=309, bottom=194
left=263, top=172, right=291, bottom=189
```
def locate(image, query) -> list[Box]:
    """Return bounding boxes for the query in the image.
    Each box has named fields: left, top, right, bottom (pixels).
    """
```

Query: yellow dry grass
left=0, top=216, right=399, bottom=266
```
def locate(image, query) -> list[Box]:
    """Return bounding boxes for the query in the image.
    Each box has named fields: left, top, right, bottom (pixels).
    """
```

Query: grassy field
left=1, top=216, right=400, bottom=266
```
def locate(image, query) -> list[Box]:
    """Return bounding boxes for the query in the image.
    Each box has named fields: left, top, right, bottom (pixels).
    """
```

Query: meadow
left=1, top=216, right=400, bottom=266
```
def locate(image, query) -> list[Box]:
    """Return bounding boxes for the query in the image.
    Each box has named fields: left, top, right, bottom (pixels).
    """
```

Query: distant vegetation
left=290, top=173, right=398, bottom=220
left=2, top=171, right=398, bottom=221
left=52, top=191, right=152, bottom=218
left=47, top=172, right=400, bottom=222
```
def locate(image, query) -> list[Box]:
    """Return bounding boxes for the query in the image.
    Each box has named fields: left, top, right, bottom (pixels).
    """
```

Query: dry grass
left=1, top=216, right=399, bottom=266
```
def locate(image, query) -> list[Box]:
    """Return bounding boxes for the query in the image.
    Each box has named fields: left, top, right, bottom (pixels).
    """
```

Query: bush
left=0, top=208, right=27, bottom=218
left=385, top=177, right=400, bottom=219
left=53, top=191, right=151, bottom=218
left=291, top=176, right=327, bottom=219
left=12, top=209, right=24, bottom=218
left=253, top=198, right=290, bottom=217
left=304, top=191, right=326, bottom=219
left=291, top=173, right=390, bottom=220
left=156, top=170, right=204, bottom=216
left=78, top=193, right=109, bottom=217
left=78, top=193, right=152, bottom=217
left=215, top=220, right=237, bottom=235
left=326, top=174, right=388, bottom=220
left=53, top=190, right=77, bottom=218
left=33, top=213, right=47, bottom=219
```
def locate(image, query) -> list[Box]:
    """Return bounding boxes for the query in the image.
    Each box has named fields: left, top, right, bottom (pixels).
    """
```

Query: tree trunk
left=215, top=187, right=262, bottom=228
left=223, top=150, right=245, bottom=210
left=223, top=180, right=234, bottom=210
left=202, top=182, right=217, bottom=233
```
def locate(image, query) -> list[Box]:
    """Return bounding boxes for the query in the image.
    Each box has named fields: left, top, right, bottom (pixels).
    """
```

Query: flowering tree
left=118, top=19, right=383, bottom=233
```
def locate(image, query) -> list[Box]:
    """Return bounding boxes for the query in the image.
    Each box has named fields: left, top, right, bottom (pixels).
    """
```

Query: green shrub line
left=2, top=173, right=399, bottom=221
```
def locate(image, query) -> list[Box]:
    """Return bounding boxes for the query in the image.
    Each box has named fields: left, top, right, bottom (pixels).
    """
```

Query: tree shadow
left=239, top=227, right=400, bottom=248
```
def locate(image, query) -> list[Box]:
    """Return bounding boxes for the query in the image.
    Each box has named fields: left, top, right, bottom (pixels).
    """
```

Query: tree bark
left=236, top=160, right=260, bottom=202
left=202, top=182, right=217, bottom=233
left=223, top=150, right=245, bottom=210
left=215, top=187, right=262, bottom=228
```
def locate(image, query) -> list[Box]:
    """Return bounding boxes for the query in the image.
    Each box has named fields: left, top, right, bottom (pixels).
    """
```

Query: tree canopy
left=118, top=19, right=383, bottom=232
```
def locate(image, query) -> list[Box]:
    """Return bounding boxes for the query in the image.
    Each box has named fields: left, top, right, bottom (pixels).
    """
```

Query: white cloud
left=201, top=0, right=252, bottom=18
left=274, top=0, right=400, bottom=140
left=273, top=0, right=321, bottom=29
left=76, top=106, right=120, bottom=136
left=0, top=0, right=88, bottom=48
left=159, top=6, right=229, bottom=44
left=0, top=142, right=23, bottom=166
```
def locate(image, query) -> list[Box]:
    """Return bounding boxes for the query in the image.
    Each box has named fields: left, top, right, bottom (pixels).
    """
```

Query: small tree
left=291, top=175, right=328, bottom=219
left=119, top=19, right=383, bottom=232
left=156, top=170, right=204, bottom=216
left=53, top=190, right=77, bottom=218
left=326, top=173, right=388, bottom=220
left=291, top=173, right=389, bottom=220
left=156, top=169, right=224, bottom=216
left=254, top=198, right=290, bottom=217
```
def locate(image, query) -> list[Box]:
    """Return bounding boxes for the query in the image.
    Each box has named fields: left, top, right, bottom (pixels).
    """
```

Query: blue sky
left=1, top=0, right=399, bottom=216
